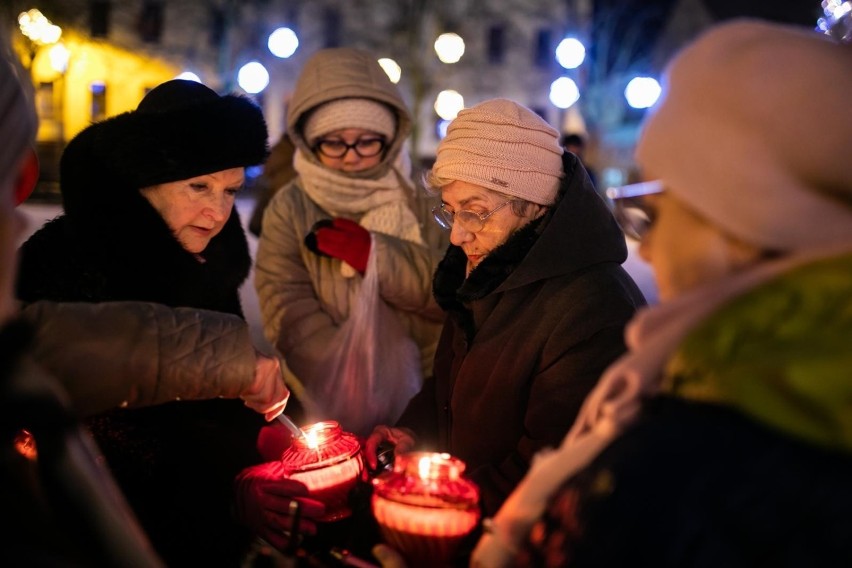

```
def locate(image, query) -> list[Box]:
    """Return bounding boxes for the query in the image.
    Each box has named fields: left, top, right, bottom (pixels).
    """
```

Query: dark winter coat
left=396, top=152, right=647, bottom=516
left=15, top=125, right=262, bottom=567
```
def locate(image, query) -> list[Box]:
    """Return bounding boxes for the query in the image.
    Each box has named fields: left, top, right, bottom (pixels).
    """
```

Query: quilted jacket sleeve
left=21, top=300, right=257, bottom=417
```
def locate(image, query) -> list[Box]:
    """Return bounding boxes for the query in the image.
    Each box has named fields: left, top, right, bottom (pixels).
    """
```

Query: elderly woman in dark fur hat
left=15, top=79, right=286, bottom=567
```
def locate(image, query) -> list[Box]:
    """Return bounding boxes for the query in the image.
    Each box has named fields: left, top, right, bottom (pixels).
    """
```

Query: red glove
left=233, top=461, right=326, bottom=552
left=305, top=218, right=371, bottom=274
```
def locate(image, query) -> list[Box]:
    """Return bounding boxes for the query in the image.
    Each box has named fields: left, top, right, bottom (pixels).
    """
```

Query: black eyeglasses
left=314, top=137, right=386, bottom=159
left=431, top=201, right=512, bottom=232
left=605, top=180, right=664, bottom=241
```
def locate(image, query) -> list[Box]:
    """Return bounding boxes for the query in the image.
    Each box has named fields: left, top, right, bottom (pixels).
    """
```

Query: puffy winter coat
left=255, top=48, right=443, bottom=432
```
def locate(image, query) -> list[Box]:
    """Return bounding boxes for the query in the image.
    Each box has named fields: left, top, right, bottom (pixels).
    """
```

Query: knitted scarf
left=294, top=150, right=424, bottom=276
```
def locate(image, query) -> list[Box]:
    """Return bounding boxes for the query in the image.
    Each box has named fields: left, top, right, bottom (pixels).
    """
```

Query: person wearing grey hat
left=363, top=97, right=646, bottom=542
left=474, top=19, right=852, bottom=568
left=14, top=78, right=289, bottom=566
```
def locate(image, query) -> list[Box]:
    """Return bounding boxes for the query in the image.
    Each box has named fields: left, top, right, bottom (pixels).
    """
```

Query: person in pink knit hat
left=473, top=19, right=852, bottom=568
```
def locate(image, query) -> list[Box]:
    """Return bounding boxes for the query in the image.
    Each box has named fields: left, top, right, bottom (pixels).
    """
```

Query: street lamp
left=237, top=61, right=269, bottom=95
left=268, top=27, right=299, bottom=59
left=624, top=76, right=661, bottom=109
left=18, top=8, right=62, bottom=47
left=434, top=33, right=465, bottom=64
left=378, top=58, right=402, bottom=84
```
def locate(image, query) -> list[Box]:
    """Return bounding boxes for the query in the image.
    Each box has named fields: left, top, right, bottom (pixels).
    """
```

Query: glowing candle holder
left=279, top=420, right=364, bottom=522
left=371, top=452, right=480, bottom=567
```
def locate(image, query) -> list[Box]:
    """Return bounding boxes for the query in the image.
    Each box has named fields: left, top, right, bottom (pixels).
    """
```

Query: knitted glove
left=233, top=461, right=326, bottom=552
left=304, top=218, right=371, bottom=274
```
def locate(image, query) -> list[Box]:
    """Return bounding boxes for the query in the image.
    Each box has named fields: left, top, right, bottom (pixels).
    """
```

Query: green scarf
left=665, top=253, right=852, bottom=452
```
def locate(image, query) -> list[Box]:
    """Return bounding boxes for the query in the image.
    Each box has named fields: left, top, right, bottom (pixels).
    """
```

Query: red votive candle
left=280, top=420, right=364, bottom=522
left=371, top=452, right=480, bottom=567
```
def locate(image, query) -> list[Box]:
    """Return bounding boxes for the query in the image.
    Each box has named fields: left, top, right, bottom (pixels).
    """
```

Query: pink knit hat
left=636, top=19, right=852, bottom=251
left=303, top=97, right=396, bottom=144
left=432, top=98, right=564, bottom=206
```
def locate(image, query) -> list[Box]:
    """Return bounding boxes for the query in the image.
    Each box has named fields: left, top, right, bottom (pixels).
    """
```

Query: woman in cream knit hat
left=474, top=19, right=852, bottom=567
left=363, top=97, right=646, bottom=543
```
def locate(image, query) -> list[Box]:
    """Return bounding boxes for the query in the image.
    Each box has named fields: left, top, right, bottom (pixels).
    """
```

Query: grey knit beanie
left=432, top=98, right=563, bottom=206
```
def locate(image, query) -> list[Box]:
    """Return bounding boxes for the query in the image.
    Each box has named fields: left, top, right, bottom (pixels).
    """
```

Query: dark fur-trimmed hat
left=61, top=79, right=268, bottom=209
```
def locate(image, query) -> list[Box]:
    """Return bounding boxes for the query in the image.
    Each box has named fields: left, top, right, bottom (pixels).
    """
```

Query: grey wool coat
left=396, top=153, right=647, bottom=517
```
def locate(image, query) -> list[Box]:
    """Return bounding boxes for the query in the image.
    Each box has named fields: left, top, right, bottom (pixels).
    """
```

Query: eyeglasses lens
left=613, top=197, right=654, bottom=241
left=317, top=138, right=385, bottom=158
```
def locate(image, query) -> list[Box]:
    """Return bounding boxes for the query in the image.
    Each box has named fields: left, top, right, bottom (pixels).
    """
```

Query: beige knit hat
left=303, top=97, right=396, bottom=145
left=432, top=98, right=564, bottom=206
left=636, top=19, right=852, bottom=251
left=0, top=27, right=37, bottom=189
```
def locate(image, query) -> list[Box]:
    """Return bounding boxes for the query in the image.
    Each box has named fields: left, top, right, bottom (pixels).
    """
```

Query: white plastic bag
left=309, top=241, right=423, bottom=437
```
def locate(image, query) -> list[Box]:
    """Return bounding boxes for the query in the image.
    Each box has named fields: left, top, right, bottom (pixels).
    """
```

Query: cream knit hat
left=432, top=98, right=564, bottom=206
left=303, top=97, right=397, bottom=145
left=636, top=19, right=852, bottom=251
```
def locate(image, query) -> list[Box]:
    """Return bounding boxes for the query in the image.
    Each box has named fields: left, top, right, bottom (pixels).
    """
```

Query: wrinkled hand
left=241, top=353, right=289, bottom=421
left=233, top=461, right=326, bottom=552
left=372, top=544, right=409, bottom=568
left=304, top=217, right=371, bottom=274
left=364, top=425, right=417, bottom=470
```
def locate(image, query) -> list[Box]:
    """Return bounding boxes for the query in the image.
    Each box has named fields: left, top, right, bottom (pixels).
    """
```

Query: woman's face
left=313, top=128, right=386, bottom=173
left=441, top=180, right=545, bottom=277
left=140, top=168, right=244, bottom=254
left=639, top=192, right=763, bottom=301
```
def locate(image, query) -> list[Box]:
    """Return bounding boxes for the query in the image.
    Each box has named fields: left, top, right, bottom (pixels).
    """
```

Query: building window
left=89, top=0, right=111, bottom=38
left=209, top=7, right=225, bottom=47
left=323, top=8, right=340, bottom=48
left=487, top=25, right=505, bottom=64
left=534, top=28, right=552, bottom=68
left=91, top=82, right=107, bottom=122
left=37, top=82, right=56, bottom=120
left=137, top=1, right=164, bottom=44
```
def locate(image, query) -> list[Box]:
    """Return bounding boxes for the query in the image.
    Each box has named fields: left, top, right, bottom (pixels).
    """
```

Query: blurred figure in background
left=15, top=77, right=284, bottom=566
left=560, top=132, right=597, bottom=190
left=249, top=131, right=297, bottom=237
left=474, top=19, right=852, bottom=567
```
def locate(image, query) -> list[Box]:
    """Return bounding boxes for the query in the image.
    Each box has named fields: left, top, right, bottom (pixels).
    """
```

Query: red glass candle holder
left=371, top=452, right=480, bottom=567
left=279, top=420, right=364, bottom=522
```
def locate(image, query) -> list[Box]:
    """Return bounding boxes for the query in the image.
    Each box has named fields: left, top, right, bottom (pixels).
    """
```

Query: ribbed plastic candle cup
left=371, top=452, right=480, bottom=567
left=280, top=420, right=364, bottom=522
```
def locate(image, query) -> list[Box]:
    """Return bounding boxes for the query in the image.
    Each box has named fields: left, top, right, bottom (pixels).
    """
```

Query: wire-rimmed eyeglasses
left=431, top=200, right=512, bottom=232
left=606, top=180, right=664, bottom=241
left=314, top=137, right=386, bottom=159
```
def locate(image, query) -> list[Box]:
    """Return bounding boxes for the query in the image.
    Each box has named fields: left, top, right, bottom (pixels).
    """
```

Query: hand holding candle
left=233, top=460, right=326, bottom=552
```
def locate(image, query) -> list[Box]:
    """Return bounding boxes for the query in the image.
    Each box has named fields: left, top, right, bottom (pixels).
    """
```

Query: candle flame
left=418, top=456, right=432, bottom=480
left=305, top=428, right=319, bottom=450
